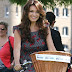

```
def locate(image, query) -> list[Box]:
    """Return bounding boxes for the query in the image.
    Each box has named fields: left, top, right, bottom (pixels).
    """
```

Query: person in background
left=13, top=0, right=56, bottom=72
left=0, top=22, right=14, bottom=72
left=46, top=12, right=64, bottom=51
left=46, top=12, right=71, bottom=72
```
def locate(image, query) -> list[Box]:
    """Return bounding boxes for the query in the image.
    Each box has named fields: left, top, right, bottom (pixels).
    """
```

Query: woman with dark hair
left=13, top=0, right=56, bottom=71
left=0, top=22, right=14, bottom=72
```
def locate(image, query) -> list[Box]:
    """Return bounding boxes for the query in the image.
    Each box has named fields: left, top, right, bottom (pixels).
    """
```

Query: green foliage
left=9, top=0, right=27, bottom=6
left=9, top=0, right=72, bottom=9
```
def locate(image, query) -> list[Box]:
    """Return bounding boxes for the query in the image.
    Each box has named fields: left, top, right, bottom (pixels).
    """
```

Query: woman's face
left=0, top=25, right=7, bottom=37
left=28, top=5, right=40, bottom=23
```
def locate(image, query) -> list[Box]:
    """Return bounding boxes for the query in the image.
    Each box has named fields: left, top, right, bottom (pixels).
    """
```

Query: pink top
left=0, top=36, right=14, bottom=68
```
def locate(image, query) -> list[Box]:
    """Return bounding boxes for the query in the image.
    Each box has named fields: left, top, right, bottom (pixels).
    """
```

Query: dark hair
left=19, top=0, right=47, bottom=42
left=46, top=12, right=55, bottom=25
left=0, top=22, right=8, bottom=30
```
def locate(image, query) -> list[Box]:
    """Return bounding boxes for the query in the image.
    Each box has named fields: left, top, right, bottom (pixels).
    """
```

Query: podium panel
left=30, top=51, right=71, bottom=72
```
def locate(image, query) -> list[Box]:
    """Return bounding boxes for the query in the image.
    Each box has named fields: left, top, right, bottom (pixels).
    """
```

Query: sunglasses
left=0, top=28, right=6, bottom=31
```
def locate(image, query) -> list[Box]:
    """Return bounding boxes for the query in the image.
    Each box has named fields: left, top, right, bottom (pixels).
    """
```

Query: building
left=46, top=5, right=72, bottom=53
left=0, top=0, right=21, bottom=36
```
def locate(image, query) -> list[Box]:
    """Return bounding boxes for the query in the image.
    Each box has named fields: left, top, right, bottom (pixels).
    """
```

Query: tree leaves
left=9, top=0, right=27, bottom=6
left=9, top=0, right=72, bottom=8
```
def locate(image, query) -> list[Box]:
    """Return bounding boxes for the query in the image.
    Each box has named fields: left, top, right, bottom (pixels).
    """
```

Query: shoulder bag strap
left=8, top=36, right=14, bottom=63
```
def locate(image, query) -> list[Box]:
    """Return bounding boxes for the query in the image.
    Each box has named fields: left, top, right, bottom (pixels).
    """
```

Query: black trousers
left=0, top=67, right=14, bottom=72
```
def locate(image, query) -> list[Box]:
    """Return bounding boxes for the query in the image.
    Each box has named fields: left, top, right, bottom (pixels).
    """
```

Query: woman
left=13, top=0, right=56, bottom=71
left=0, top=22, right=14, bottom=72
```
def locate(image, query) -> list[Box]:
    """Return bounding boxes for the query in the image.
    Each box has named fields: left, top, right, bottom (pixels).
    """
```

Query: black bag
left=8, top=36, right=14, bottom=63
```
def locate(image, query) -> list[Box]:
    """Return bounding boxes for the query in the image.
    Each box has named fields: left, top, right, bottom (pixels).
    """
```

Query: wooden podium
left=30, top=51, right=71, bottom=72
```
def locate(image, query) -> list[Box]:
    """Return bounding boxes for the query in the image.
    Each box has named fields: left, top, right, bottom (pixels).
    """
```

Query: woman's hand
left=14, top=64, right=22, bottom=71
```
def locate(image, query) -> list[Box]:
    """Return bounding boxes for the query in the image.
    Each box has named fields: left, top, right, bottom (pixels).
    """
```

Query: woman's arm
left=14, top=30, right=22, bottom=71
left=46, top=27, right=56, bottom=51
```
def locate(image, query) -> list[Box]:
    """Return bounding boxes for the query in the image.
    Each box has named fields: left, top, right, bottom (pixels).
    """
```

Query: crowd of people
left=0, top=0, right=71, bottom=72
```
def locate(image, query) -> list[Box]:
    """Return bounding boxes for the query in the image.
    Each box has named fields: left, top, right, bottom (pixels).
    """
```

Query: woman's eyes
left=29, top=10, right=39, bottom=13
left=29, top=10, right=33, bottom=12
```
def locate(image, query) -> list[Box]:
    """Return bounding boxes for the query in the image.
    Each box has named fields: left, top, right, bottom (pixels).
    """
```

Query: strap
left=8, top=36, right=14, bottom=63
